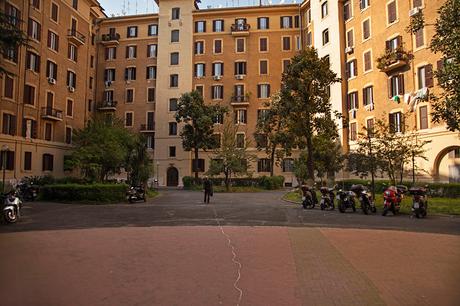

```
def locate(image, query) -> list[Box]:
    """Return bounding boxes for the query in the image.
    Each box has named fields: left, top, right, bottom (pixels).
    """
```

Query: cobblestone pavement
left=0, top=191, right=459, bottom=305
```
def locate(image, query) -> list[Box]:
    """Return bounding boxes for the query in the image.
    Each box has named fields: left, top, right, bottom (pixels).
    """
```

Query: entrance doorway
left=167, top=167, right=179, bottom=187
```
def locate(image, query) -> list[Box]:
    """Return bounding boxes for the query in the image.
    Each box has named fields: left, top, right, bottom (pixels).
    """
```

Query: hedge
left=336, top=179, right=460, bottom=198
left=183, top=176, right=285, bottom=190
left=40, top=184, right=128, bottom=203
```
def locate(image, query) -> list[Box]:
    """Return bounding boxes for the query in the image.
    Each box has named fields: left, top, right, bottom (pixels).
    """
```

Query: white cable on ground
left=212, top=205, right=243, bottom=306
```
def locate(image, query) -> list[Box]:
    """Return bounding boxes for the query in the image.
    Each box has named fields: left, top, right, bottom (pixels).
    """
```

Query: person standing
left=203, top=176, right=213, bottom=204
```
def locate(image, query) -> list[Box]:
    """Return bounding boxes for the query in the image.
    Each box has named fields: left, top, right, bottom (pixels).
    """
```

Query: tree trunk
left=270, top=145, right=276, bottom=177
left=194, top=147, right=199, bottom=183
left=306, top=135, right=315, bottom=182
left=225, top=169, right=230, bottom=192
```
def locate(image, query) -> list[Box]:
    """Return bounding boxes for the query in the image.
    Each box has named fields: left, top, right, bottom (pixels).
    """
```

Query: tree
left=254, top=93, right=294, bottom=176
left=279, top=48, right=341, bottom=181
left=312, top=135, right=345, bottom=183
left=207, top=122, right=255, bottom=191
left=293, top=151, right=309, bottom=185
left=175, top=91, right=227, bottom=181
left=0, top=11, right=29, bottom=75
left=125, top=135, right=153, bottom=186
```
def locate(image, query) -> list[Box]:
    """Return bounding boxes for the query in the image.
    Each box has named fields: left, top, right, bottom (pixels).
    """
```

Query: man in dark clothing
left=203, top=176, right=213, bottom=204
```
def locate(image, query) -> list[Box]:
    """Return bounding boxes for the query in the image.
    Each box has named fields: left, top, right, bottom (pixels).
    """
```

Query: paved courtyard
left=1, top=191, right=459, bottom=305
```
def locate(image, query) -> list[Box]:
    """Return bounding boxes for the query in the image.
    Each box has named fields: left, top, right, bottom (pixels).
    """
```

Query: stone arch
left=166, top=166, right=179, bottom=187
left=432, top=145, right=460, bottom=181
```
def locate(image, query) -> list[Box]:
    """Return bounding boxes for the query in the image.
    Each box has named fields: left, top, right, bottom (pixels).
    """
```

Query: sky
left=99, top=0, right=297, bottom=17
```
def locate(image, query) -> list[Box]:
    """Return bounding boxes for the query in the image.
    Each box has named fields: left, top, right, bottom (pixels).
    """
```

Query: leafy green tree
left=312, top=135, right=345, bottom=183
left=0, top=11, right=28, bottom=75
left=125, top=135, right=153, bottom=186
left=293, top=151, right=309, bottom=185
left=175, top=91, right=227, bottom=181
left=279, top=48, right=341, bottom=181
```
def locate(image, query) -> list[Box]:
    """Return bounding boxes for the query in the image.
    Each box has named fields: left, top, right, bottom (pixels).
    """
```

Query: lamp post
left=1, top=144, right=10, bottom=194
left=156, top=161, right=160, bottom=188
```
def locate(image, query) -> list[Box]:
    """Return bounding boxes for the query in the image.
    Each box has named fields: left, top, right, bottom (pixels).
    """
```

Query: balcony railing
left=231, top=95, right=249, bottom=106
left=231, top=23, right=250, bottom=35
left=101, top=33, right=121, bottom=45
left=140, top=123, right=155, bottom=132
left=97, top=100, right=118, bottom=111
left=67, top=29, right=85, bottom=45
left=41, top=107, right=63, bottom=121
left=377, top=47, right=410, bottom=73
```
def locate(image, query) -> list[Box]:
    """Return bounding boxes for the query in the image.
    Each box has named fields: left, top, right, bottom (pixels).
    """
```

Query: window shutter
left=22, top=119, right=27, bottom=137
left=267, top=84, right=271, bottom=96
left=346, top=94, right=351, bottom=111
left=388, top=78, right=393, bottom=98
left=105, top=48, right=109, bottom=60
left=28, top=19, right=32, bottom=36
left=212, top=64, right=215, bottom=76
left=355, top=92, right=359, bottom=109
left=56, top=35, right=59, bottom=51
left=396, top=35, right=402, bottom=48
left=398, top=74, right=405, bottom=94
left=31, top=120, right=37, bottom=138
left=437, top=59, right=444, bottom=72
left=266, top=18, right=270, bottom=29
left=425, top=64, right=434, bottom=87
left=257, top=85, right=261, bottom=98
left=385, top=40, right=391, bottom=51
left=280, top=17, right=283, bottom=28
left=37, top=23, right=41, bottom=41
left=26, top=52, right=31, bottom=69
left=47, top=31, right=51, bottom=48
left=124, top=68, right=128, bottom=80
left=353, top=60, right=358, bottom=76
left=363, top=88, right=367, bottom=105
left=294, top=15, right=300, bottom=28
left=234, top=111, right=238, bottom=124
left=134, top=46, right=137, bottom=58
left=234, top=62, right=238, bottom=75
left=10, top=115, right=16, bottom=136
left=360, top=0, right=363, bottom=10
left=345, top=63, right=350, bottom=79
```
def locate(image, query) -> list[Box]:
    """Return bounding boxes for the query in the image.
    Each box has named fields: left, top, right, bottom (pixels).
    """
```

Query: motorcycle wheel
left=352, top=203, right=356, bottom=213
left=423, top=203, right=428, bottom=217
left=4, top=209, right=18, bottom=223
left=362, top=199, right=369, bottom=215
left=371, top=206, right=377, bottom=213
left=339, top=203, right=345, bottom=213
left=415, top=212, right=420, bottom=218
left=320, top=202, right=326, bottom=210
left=382, top=207, right=388, bottom=216
left=302, top=201, right=307, bottom=209
left=128, top=197, right=135, bottom=203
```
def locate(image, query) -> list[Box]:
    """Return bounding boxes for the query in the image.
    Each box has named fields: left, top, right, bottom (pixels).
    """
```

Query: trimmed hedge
left=183, top=176, right=285, bottom=190
left=337, top=179, right=460, bottom=198
left=40, top=184, right=128, bottom=203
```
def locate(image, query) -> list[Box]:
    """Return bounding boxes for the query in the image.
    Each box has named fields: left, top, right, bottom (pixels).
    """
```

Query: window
left=322, top=2, right=329, bottom=18
left=26, top=51, right=40, bottom=73
left=305, top=9, right=311, bottom=25
left=418, top=65, right=433, bottom=89
left=213, top=113, right=224, bottom=124
left=280, top=16, right=292, bottom=28
left=346, top=59, right=357, bottom=79
left=212, top=62, right=224, bottom=76
left=105, top=47, right=116, bottom=60
left=125, top=67, right=136, bottom=81
left=211, top=85, right=223, bottom=100
left=295, top=36, right=301, bottom=50
left=258, top=159, right=271, bottom=173
left=4, top=75, right=14, bottom=99
left=24, top=152, right=32, bottom=171
left=169, top=146, right=176, bottom=157
left=148, top=88, right=155, bottom=102
left=258, top=17, right=269, bottom=29
left=4, top=46, right=18, bottom=63
left=213, top=20, right=224, bottom=32
left=146, top=66, right=157, bottom=79
left=387, top=1, right=397, bottom=24
left=255, top=134, right=268, bottom=148
left=51, top=3, right=59, bottom=22
left=42, top=154, right=54, bottom=171
left=258, top=109, right=269, bottom=121
left=260, top=38, right=268, bottom=52
left=195, top=63, right=205, bottom=78
left=47, top=31, right=59, bottom=51
left=104, top=69, right=115, bottom=82
left=234, top=110, right=247, bottom=124
left=126, top=45, right=137, bottom=59
left=258, top=84, right=270, bottom=99
left=125, top=112, right=133, bottom=127
left=389, top=74, right=405, bottom=97
left=172, top=7, right=180, bottom=20
left=2, top=113, right=16, bottom=136
left=192, top=159, right=205, bottom=172
left=282, top=159, right=294, bottom=172
left=282, top=36, right=291, bottom=51
left=322, top=29, right=329, bottom=45
left=65, top=127, right=72, bottom=144
left=68, top=44, right=77, bottom=61
left=234, top=84, right=245, bottom=100
left=359, top=21, right=369, bottom=42
left=363, top=86, right=374, bottom=106
left=0, top=150, right=14, bottom=171
left=196, top=85, right=204, bottom=97
left=127, top=26, right=138, bottom=38
left=350, top=122, right=357, bottom=141
left=214, top=39, right=222, bottom=54
left=195, top=41, right=204, bottom=55
left=366, top=118, right=375, bottom=136
left=31, top=0, right=40, bottom=10
left=104, top=90, right=114, bottom=102
left=126, top=89, right=134, bottom=103
left=72, top=0, right=78, bottom=9
left=169, top=122, right=177, bottom=135
left=67, top=71, right=76, bottom=88
left=146, top=135, right=154, bottom=150
left=170, top=52, right=179, bottom=65
left=364, top=51, right=372, bottom=72
left=306, top=31, right=312, bottom=47
left=260, top=60, right=268, bottom=75
left=235, top=61, right=247, bottom=75
left=212, top=134, right=221, bottom=148
left=195, top=21, right=206, bottom=33
left=419, top=105, right=428, bottom=130
left=413, top=0, right=423, bottom=8
left=389, top=112, right=404, bottom=133
left=283, top=59, right=290, bottom=73
left=170, top=74, right=178, bottom=87
left=346, top=29, right=354, bottom=48
left=171, top=30, right=179, bottom=43
left=347, top=92, right=359, bottom=110
left=236, top=133, right=245, bottom=148
left=236, top=38, right=245, bottom=53
left=148, top=24, right=158, bottom=36
left=66, top=99, right=73, bottom=117
left=169, top=99, right=178, bottom=111
left=360, top=0, right=371, bottom=10
left=386, top=36, right=402, bottom=51
left=147, top=44, right=157, bottom=58
left=24, top=85, right=35, bottom=105
left=44, top=122, right=52, bottom=141
left=344, top=1, right=352, bottom=21
left=415, top=29, right=424, bottom=48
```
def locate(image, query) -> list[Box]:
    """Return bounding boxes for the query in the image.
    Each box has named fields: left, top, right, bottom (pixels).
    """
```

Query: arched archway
left=166, top=167, right=179, bottom=187
left=433, top=145, right=460, bottom=181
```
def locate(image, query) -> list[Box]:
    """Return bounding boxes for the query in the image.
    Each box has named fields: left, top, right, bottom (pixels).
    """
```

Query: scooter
left=17, top=179, right=39, bottom=202
left=382, top=185, right=408, bottom=216
left=3, top=191, right=22, bottom=223
left=319, top=186, right=335, bottom=210
left=409, top=187, right=428, bottom=218
left=336, top=188, right=356, bottom=213
left=350, top=184, right=377, bottom=215
left=126, top=186, right=146, bottom=203
left=301, top=185, right=317, bottom=209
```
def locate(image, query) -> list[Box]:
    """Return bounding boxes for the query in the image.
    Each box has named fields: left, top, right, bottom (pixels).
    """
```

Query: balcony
left=97, top=101, right=117, bottom=111
left=41, top=107, right=63, bottom=121
left=377, top=47, right=410, bottom=73
left=140, top=123, right=155, bottom=132
left=67, top=29, right=85, bottom=46
left=101, top=33, right=120, bottom=45
left=231, top=23, right=250, bottom=36
left=231, top=95, right=249, bottom=106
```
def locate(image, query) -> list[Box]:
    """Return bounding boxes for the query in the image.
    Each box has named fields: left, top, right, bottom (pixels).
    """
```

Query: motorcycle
left=126, top=186, right=146, bottom=203
left=350, top=184, right=376, bottom=215
left=17, top=179, right=39, bottom=202
left=3, top=190, right=22, bottom=223
left=301, top=185, right=317, bottom=209
left=336, top=189, right=356, bottom=213
left=319, top=186, right=335, bottom=210
left=409, top=187, right=428, bottom=218
left=382, top=185, right=408, bottom=216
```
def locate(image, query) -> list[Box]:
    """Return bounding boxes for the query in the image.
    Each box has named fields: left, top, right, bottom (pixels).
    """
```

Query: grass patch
left=146, top=189, right=159, bottom=198
left=213, top=186, right=265, bottom=193
left=283, top=190, right=460, bottom=215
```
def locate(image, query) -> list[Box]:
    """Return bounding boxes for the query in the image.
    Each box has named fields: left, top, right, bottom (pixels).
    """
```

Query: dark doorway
left=167, top=167, right=179, bottom=187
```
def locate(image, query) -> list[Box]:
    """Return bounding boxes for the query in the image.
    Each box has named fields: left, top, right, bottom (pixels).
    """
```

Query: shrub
left=258, top=176, right=285, bottom=190
left=40, top=184, right=128, bottom=203
left=182, top=176, right=285, bottom=190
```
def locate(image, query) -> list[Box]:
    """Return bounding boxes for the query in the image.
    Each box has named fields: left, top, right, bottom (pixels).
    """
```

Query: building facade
left=1, top=0, right=459, bottom=186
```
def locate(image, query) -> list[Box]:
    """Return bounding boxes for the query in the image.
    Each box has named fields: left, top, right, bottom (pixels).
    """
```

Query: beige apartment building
left=1, top=0, right=459, bottom=187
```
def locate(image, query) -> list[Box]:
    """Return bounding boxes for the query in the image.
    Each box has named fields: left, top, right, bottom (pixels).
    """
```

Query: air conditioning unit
left=68, top=86, right=75, bottom=93
left=48, top=77, right=56, bottom=84
left=409, top=7, right=421, bottom=17
left=345, top=46, right=354, bottom=54
left=213, top=75, right=222, bottom=81
left=235, top=75, right=244, bottom=80
left=105, top=81, right=112, bottom=87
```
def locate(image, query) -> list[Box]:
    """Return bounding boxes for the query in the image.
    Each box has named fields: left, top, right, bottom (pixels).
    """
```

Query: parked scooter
left=336, top=188, right=356, bottom=213
left=301, top=185, right=317, bottom=209
left=319, top=186, right=335, bottom=210
left=2, top=190, right=22, bottom=223
left=350, top=184, right=377, bottom=215
left=382, top=185, right=408, bottom=216
left=409, top=187, right=428, bottom=218
left=126, top=186, right=146, bottom=203
left=17, top=178, right=39, bottom=202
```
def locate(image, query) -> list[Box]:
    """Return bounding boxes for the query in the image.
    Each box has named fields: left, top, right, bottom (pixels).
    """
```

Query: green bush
left=40, top=183, right=128, bottom=203
left=258, top=176, right=285, bottom=190
left=182, top=176, right=285, bottom=190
